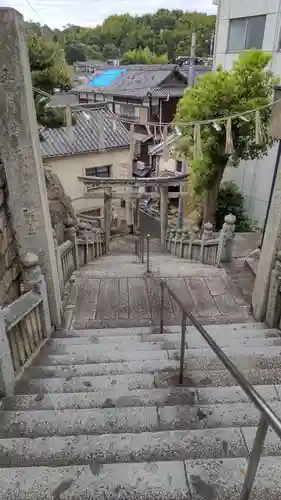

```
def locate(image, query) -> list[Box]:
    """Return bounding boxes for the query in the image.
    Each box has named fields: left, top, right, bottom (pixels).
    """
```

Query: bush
left=215, top=182, right=257, bottom=232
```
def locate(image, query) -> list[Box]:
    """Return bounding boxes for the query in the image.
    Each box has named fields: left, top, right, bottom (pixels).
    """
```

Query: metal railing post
left=141, top=236, right=144, bottom=264
left=146, top=234, right=150, bottom=274
left=179, top=312, right=187, bottom=384
left=240, top=414, right=269, bottom=500
left=160, top=281, right=164, bottom=334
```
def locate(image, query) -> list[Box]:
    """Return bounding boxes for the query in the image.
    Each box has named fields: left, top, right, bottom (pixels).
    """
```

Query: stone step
left=27, top=362, right=281, bottom=388
left=156, top=367, right=281, bottom=387
left=0, top=461, right=190, bottom=500
left=1, top=401, right=281, bottom=439
left=0, top=407, right=159, bottom=438
left=0, top=457, right=280, bottom=499
left=185, top=456, right=280, bottom=500
left=1, top=385, right=281, bottom=411
left=0, top=428, right=248, bottom=468
left=168, top=345, right=281, bottom=372
left=157, top=401, right=281, bottom=431
left=46, top=331, right=281, bottom=351
left=2, top=385, right=279, bottom=412
left=1, top=387, right=197, bottom=411
left=15, top=373, right=156, bottom=395
left=35, top=347, right=169, bottom=365
left=26, top=359, right=179, bottom=378
left=36, top=344, right=281, bottom=372
left=53, top=322, right=268, bottom=338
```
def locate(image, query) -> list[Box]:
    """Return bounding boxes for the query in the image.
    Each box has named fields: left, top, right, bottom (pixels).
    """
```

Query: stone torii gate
left=78, top=174, right=188, bottom=251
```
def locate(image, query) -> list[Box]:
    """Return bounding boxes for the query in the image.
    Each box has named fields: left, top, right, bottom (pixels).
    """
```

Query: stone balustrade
left=165, top=214, right=236, bottom=266
left=59, top=240, right=76, bottom=286
left=266, top=251, right=281, bottom=327
left=0, top=252, right=51, bottom=395
left=56, top=221, right=106, bottom=289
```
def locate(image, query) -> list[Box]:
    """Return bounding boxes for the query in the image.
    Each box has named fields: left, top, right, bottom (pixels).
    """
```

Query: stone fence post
left=64, top=221, right=79, bottom=271
left=265, top=251, right=281, bottom=327
left=53, top=232, right=64, bottom=295
left=0, top=307, right=15, bottom=396
left=217, top=214, right=236, bottom=264
left=200, top=222, right=213, bottom=262
left=20, top=251, right=52, bottom=337
left=0, top=8, right=62, bottom=328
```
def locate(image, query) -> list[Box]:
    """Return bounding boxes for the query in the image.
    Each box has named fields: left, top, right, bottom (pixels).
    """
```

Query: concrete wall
left=214, top=0, right=281, bottom=226
left=158, top=157, right=178, bottom=175
left=46, top=148, right=131, bottom=214
left=0, top=162, right=20, bottom=306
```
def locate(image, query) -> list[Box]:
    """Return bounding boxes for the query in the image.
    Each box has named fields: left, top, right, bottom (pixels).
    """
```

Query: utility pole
left=188, top=32, right=196, bottom=87
left=178, top=33, right=196, bottom=227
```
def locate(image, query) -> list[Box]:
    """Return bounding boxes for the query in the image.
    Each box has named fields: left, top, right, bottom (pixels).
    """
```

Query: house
left=148, top=129, right=185, bottom=177
left=213, top=0, right=281, bottom=227
left=71, top=63, right=211, bottom=171
left=71, top=64, right=188, bottom=167
left=40, top=103, right=131, bottom=218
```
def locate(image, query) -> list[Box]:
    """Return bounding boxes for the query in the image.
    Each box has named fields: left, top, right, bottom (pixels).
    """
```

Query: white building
left=213, top=0, right=281, bottom=227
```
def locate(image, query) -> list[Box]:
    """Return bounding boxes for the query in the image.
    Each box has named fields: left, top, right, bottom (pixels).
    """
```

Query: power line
left=25, top=0, right=44, bottom=24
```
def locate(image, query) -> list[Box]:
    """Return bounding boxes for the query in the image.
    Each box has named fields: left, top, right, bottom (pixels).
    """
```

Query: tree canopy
left=25, top=9, right=216, bottom=64
left=121, top=47, right=168, bottom=65
left=27, top=32, right=71, bottom=129
left=175, top=49, right=277, bottom=224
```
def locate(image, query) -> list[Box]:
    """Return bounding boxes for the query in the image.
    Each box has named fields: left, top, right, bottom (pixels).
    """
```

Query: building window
left=115, top=103, right=140, bottom=120
left=86, top=165, right=111, bottom=178
left=176, top=161, right=182, bottom=172
left=228, top=15, right=266, bottom=52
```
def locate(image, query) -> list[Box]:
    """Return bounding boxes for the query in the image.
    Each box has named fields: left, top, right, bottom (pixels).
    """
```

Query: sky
left=0, top=0, right=217, bottom=28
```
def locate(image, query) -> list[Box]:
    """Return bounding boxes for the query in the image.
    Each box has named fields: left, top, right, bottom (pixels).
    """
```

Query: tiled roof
left=40, top=103, right=131, bottom=159
left=72, top=64, right=188, bottom=98
left=150, top=87, right=186, bottom=98
left=52, top=92, right=78, bottom=106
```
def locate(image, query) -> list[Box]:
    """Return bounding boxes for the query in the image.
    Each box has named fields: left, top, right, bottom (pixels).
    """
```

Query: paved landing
left=64, top=253, right=251, bottom=330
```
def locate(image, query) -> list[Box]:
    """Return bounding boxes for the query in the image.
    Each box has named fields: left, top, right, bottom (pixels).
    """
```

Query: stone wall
left=44, top=166, right=77, bottom=245
left=0, top=162, right=20, bottom=305
left=0, top=162, right=77, bottom=307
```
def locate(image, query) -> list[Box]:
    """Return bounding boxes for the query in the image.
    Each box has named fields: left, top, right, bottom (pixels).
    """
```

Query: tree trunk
left=203, top=166, right=225, bottom=226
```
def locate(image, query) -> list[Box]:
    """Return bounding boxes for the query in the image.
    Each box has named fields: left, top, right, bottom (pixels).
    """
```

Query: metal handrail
left=135, top=233, right=151, bottom=272
left=160, top=278, right=281, bottom=500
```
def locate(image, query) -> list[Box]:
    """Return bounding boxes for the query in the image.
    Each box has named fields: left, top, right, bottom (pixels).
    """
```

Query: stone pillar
left=133, top=186, right=140, bottom=232
left=266, top=251, right=281, bottom=327
left=253, top=157, right=281, bottom=320
left=217, top=214, right=236, bottom=264
left=0, top=8, right=62, bottom=328
left=0, top=307, right=15, bottom=396
left=20, top=251, right=52, bottom=338
left=53, top=231, right=64, bottom=295
left=104, top=188, right=112, bottom=253
left=126, top=194, right=134, bottom=234
left=64, top=221, right=79, bottom=271
left=160, top=186, right=169, bottom=251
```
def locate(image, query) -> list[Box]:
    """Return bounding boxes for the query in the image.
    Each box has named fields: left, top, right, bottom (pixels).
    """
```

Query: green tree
left=65, top=43, right=87, bottom=64
left=121, top=47, right=168, bottom=64
left=27, top=33, right=71, bottom=128
left=175, top=50, right=277, bottom=224
left=25, top=11, right=216, bottom=62
left=28, top=33, right=71, bottom=92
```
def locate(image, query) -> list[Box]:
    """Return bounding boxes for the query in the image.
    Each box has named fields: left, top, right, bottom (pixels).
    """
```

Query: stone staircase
left=0, top=322, right=281, bottom=498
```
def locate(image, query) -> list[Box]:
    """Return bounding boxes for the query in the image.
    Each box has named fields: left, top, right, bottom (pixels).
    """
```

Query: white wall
left=46, top=148, right=131, bottom=215
left=214, top=0, right=281, bottom=226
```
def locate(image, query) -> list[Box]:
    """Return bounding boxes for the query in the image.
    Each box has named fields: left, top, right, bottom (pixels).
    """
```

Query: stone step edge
left=0, top=456, right=280, bottom=500
left=0, top=427, right=252, bottom=467
left=2, top=384, right=280, bottom=410
left=55, top=322, right=268, bottom=337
